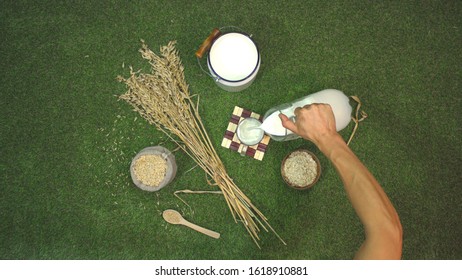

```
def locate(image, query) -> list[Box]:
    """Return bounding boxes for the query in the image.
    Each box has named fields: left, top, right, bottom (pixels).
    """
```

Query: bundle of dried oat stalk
left=118, top=41, right=284, bottom=247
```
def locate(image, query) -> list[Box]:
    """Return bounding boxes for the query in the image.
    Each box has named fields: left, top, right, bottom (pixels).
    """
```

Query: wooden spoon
left=162, top=209, right=220, bottom=239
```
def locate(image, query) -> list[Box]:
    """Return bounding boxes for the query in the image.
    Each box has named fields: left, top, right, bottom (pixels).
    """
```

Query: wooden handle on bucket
left=195, top=28, right=221, bottom=58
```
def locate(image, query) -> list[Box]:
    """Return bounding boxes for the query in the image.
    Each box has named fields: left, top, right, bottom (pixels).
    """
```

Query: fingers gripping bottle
left=261, top=89, right=352, bottom=141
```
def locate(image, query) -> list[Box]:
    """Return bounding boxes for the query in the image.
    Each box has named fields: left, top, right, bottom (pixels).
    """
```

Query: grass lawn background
left=0, top=0, right=460, bottom=259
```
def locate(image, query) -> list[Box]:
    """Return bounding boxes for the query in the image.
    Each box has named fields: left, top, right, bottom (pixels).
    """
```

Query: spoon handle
left=182, top=220, right=220, bottom=239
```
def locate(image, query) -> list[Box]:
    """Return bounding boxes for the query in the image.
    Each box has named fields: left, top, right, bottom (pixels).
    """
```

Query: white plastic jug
left=261, top=89, right=352, bottom=141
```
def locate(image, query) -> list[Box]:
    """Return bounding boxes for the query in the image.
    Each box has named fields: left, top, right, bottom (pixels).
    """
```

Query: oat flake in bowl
left=133, top=154, right=167, bottom=187
left=130, top=146, right=177, bottom=192
left=281, top=149, right=321, bottom=189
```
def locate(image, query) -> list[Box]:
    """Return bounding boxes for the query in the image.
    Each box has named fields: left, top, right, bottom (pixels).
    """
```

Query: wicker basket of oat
left=281, top=149, right=321, bottom=190
left=130, top=146, right=177, bottom=192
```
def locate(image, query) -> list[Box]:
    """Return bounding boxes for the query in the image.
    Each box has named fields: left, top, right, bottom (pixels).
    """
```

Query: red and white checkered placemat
left=221, top=106, right=271, bottom=161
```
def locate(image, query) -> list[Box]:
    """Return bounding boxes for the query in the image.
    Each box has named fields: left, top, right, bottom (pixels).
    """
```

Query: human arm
left=279, top=104, right=403, bottom=259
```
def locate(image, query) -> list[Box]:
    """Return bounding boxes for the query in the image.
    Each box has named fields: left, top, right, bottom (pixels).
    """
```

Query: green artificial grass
left=0, top=0, right=461, bottom=259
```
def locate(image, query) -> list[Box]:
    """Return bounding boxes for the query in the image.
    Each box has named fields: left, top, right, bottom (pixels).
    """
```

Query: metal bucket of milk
left=196, top=28, right=261, bottom=92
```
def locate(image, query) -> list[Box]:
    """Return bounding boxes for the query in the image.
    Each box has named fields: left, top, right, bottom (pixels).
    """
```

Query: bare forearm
left=319, top=134, right=403, bottom=259
left=278, top=105, right=402, bottom=259
left=320, top=135, right=397, bottom=227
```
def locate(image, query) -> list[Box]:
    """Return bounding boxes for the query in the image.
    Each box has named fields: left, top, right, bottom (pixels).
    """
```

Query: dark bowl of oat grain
left=281, top=149, right=321, bottom=190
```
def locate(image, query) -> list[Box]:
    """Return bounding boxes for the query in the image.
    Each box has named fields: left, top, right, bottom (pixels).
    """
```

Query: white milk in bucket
left=196, top=29, right=260, bottom=92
